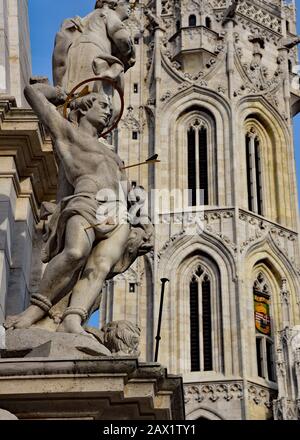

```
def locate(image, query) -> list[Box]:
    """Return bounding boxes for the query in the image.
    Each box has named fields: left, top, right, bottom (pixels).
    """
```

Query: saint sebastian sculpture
left=4, top=0, right=153, bottom=341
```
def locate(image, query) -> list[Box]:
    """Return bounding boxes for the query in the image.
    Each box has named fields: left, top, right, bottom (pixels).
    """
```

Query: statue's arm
left=24, top=83, right=68, bottom=140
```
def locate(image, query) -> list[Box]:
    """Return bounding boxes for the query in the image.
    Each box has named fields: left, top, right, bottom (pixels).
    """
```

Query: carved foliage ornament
left=184, top=382, right=243, bottom=404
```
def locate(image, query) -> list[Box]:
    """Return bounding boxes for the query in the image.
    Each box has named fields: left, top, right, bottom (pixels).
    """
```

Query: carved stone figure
left=53, top=0, right=136, bottom=94
left=222, top=0, right=239, bottom=24
left=86, top=320, right=141, bottom=355
left=4, top=82, right=153, bottom=337
left=52, top=0, right=136, bottom=203
left=4, top=1, right=153, bottom=343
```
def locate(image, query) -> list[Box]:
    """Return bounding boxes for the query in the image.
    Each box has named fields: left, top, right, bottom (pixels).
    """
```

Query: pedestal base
left=0, top=357, right=185, bottom=420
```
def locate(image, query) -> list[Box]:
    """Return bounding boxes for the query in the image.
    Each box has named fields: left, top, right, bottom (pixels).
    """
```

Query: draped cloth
left=41, top=191, right=153, bottom=277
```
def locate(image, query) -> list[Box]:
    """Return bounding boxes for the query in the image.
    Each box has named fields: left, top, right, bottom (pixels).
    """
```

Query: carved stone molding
left=247, top=384, right=275, bottom=408
left=121, top=106, right=145, bottom=132
left=184, top=382, right=244, bottom=404
left=238, top=211, right=298, bottom=262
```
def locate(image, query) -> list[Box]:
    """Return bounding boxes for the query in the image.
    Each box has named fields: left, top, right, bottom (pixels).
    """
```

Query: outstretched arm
left=24, top=83, right=68, bottom=140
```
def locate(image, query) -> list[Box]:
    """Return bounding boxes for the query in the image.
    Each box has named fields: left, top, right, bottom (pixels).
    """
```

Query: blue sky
left=28, top=1, right=300, bottom=326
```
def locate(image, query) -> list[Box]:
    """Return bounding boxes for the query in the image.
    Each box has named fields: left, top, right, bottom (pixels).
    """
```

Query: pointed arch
left=252, top=270, right=276, bottom=381
left=157, top=232, right=238, bottom=375
left=178, top=108, right=216, bottom=206
left=237, top=97, right=296, bottom=229
left=243, top=236, right=300, bottom=378
left=186, top=406, right=224, bottom=420
left=158, top=86, right=232, bottom=208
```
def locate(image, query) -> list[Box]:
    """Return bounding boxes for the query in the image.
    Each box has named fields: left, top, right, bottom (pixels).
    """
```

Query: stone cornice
left=0, top=357, right=185, bottom=420
left=0, top=98, right=57, bottom=208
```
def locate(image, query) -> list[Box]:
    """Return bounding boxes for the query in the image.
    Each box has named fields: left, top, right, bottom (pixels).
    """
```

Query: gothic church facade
left=106, top=0, right=300, bottom=420
left=1, top=0, right=300, bottom=420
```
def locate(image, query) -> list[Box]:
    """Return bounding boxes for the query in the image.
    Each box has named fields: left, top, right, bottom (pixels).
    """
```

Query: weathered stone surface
left=0, top=357, right=185, bottom=420
left=2, top=328, right=111, bottom=359
left=3, top=0, right=152, bottom=340
left=0, top=0, right=31, bottom=107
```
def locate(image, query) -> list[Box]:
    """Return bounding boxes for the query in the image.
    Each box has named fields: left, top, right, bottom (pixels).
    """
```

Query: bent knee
left=93, top=256, right=112, bottom=275
left=63, top=247, right=88, bottom=264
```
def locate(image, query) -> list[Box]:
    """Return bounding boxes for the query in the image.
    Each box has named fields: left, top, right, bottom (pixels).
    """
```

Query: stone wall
left=0, top=98, right=56, bottom=324
left=0, top=0, right=31, bottom=107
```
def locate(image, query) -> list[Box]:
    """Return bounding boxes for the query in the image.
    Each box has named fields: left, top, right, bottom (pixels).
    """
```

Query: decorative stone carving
left=86, top=320, right=141, bottom=356
left=233, top=35, right=283, bottom=100
left=238, top=1, right=281, bottom=34
left=238, top=211, right=298, bottom=262
left=248, top=384, right=274, bottom=408
left=121, top=105, right=144, bottom=131
left=274, top=326, right=300, bottom=419
left=4, top=1, right=154, bottom=349
left=222, top=0, right=240, bottom=26
left=184, top=382, right=243, bottom=404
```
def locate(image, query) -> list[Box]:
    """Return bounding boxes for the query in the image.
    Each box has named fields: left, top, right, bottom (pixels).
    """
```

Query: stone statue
left=222, top=0, right=239, bottom=24
left=4, top=82, right=153, bottom=337
left=4, top=1, right=153, bottom=347
left=53, top=0, right=136, bottom=94
left=86, top=320, right=141, bottom=356
left=52, top=0, right=136, bottom=202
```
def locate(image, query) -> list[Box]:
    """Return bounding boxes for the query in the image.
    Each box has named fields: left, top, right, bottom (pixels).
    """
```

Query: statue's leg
left=4, top=215, right=95, bottom=330
left=58, top=223, right=130, bottom=335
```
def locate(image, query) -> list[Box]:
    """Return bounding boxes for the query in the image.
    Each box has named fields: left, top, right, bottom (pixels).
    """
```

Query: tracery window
left=190, top=265, right=213, bottom=372
left=253, top=273, right=275, bottom=381
left=187, top=119, right=209, bottom=206
left=245, top=128, right=263, bottom=215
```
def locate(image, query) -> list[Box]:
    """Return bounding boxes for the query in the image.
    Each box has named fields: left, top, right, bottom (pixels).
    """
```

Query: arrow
left=122, top=154, right=160, bottom=170
left=57, top=85, right=90, bottom=109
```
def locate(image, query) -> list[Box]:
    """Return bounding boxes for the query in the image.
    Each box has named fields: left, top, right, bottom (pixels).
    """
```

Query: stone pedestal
left=0, top=356, right=185, bottom=420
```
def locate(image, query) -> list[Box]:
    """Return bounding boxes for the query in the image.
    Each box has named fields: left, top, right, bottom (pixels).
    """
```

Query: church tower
left=106, top=0, right=300, bottom=420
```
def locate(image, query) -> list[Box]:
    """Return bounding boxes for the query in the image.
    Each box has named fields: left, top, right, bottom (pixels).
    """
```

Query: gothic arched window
left=253, top=273, right=275, bottom=381
left=190, top=266, right=213, bottom=372
left=245, top=128, right=263, bottom=215
left=189, top=14, right=197, bottom=27
left=187, top=119, right=209, bottom=206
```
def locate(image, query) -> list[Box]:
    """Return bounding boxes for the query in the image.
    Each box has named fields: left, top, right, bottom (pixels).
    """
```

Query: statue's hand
left=54, top=86, right=68, bottom=106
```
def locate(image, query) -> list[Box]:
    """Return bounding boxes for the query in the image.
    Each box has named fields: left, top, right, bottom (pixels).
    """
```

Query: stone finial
left=222, top=0, right=239, bottom=26
left=280, top=278, right=291, bottom=326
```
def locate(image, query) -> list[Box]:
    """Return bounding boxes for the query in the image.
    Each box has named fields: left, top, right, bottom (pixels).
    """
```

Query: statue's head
left=95, top=0, right=132, bottom=20
left=68, top=92, right=112, bottom=135
left=101, top=320, right=141, bottom=355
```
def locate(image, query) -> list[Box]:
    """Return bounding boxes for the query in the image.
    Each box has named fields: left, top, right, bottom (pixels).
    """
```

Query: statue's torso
left=55, top=132, right=126, bottom=197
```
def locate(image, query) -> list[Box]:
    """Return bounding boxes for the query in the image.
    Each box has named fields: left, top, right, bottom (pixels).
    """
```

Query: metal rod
left=154, top=278, right=169, bottom=362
